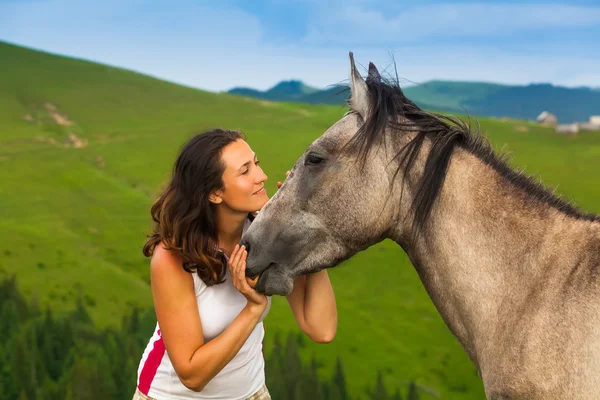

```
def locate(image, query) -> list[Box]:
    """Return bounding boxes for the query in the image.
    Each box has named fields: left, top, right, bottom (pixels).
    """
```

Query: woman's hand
left=277, top=171, right=291, bottom=190
left=228, top=245, right=267, bottom=312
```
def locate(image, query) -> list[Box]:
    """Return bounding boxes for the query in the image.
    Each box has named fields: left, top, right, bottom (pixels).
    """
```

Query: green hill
left=229, top=79, right=600, bottom=123
left=3, top=40, right=600, bottom=399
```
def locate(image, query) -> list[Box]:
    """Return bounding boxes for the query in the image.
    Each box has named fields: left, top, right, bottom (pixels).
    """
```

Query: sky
left=1, top=0, right=599, bottom=92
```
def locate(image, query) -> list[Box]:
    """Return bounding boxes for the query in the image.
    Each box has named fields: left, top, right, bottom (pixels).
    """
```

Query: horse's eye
left=305, top=154, right=324, bottom=165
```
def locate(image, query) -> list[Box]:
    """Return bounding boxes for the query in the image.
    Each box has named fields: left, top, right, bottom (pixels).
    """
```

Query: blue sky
left=1, top=0, right=599, bottom=91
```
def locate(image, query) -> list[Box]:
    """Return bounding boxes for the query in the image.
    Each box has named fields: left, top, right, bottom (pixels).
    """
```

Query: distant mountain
left=228, top=87, right=265, bottom=99
left=228, top=80, right=600, bottom=123
left=228, top=81, right=346, bottom=105
left=297, top=85, right=348, bottom=104
left=464, top=83, right=600, bottom=123
left=228, top=80, right=320, bottom=102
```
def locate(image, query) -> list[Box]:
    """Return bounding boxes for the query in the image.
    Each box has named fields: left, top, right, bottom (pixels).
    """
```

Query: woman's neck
left=215, top=207, right=248, bottom=256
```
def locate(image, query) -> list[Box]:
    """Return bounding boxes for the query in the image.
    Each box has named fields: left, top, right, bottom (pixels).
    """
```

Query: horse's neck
left=392, top=148, right=595, bottom=368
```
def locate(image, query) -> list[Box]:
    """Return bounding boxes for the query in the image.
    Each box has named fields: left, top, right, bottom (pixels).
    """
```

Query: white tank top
left=136, top=219, right=271, bottom=399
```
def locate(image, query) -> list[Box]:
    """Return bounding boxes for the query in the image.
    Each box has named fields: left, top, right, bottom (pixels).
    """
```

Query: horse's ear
left=349, top=52, right=369, bottom=119
left=367, top=62, right=380, bottom=83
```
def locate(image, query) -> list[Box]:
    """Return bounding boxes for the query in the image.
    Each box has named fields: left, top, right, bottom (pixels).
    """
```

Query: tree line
left=0, top=275, right=422, bottom=399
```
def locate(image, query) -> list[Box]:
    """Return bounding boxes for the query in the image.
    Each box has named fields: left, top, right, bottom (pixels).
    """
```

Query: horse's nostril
left=240, top=239, right=250, bottom=255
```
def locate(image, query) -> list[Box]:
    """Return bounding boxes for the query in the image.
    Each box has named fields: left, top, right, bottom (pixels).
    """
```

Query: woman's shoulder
left=150, top=244, right=198, bottom=304
left=150, top=243, right=188, bottom=279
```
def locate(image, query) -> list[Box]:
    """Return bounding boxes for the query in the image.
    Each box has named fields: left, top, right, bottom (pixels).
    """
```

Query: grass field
left=1, top=40, right=599, bottom=399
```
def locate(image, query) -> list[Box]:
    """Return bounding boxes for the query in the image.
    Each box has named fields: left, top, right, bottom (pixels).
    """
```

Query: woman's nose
left=257, top=169, right=267, bottom=183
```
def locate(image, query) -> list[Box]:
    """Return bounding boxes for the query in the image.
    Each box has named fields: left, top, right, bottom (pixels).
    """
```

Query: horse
left=241, top=53, right=600, bottom=399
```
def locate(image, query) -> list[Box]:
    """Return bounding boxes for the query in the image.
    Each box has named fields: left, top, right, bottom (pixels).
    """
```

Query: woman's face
left=213, top=139, right=269, bottom=213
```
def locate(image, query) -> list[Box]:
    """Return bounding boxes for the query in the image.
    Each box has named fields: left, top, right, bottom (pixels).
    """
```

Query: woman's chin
left=253, top=195, right=269, bottom=209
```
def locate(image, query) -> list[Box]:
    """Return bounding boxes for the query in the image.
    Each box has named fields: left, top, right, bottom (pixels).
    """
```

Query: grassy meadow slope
left=2, top=41, right=600, bottom=399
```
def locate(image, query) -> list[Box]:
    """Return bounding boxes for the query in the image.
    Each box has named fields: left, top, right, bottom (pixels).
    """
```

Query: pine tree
left=307, top=354, right=325, bottom=400
left=332, top=356, right=348, bottom=400
left=40, top=308, right=63, bottom=381
left=12, top=323, right=46, bottom=400
left=71, top=295, right=92, bottom=325
left=406, top=381, right=419, bottom=400
left=0, top=344, right=20, bottom=400
left=284, top=332, right=303, bottom=400
left=0, top=299, right=21, bottom=339
left=37, top=376, right=60, bottom=400
left=329, top=382, right=343, bottom=400
left=391, top=387, right=403, bottom=400
left=265, top=332, right=286, bottom=399
left=370, top=370, right=388, bottom=400
left=322, top=382, right=330, bottom=400
left=0, top=275, right=29, bottom=319
left=295, top=353, right=324, bottom=400
left=29, top=292, right=41, bottom=319
left=136, top=306, right=158, bottom=349
left=64, top=344, right=117, bottom=400
left=294, top=381, right=305, bottom=400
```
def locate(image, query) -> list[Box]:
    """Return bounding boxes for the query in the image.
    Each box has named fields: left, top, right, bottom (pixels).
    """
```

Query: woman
left=133, top=129, right=338, bottom=400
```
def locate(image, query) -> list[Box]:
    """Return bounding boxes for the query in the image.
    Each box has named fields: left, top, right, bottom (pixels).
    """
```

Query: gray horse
left=242, top=53, right=600, bottom=399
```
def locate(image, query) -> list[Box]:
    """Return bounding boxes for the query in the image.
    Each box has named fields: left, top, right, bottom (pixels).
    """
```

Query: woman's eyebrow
left=237, top=153, right=257, bottom=171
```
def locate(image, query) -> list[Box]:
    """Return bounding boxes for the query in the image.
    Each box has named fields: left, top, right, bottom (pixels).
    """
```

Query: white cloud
left=303, top=3, right=600, bottom=44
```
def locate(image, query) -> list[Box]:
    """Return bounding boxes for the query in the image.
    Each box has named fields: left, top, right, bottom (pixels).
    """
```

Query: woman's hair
left=143, top=128, right=245, bottom=286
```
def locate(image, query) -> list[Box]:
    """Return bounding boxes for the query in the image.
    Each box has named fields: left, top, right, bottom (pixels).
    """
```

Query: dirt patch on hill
left=96, top=155, right=105, bottom=169
left=22, top=102, right=77, bottom=127
left=291, top=108, right=315, bottom=117
left=258, top=100, right=277, bottom=107
left=44, top=102, right=75, bottom=126
left=32, top=133, right=88, bottom=148
left=22, top=102, right=89, bottom=148
left=34, top=137, right=59, bottom=145
left=238, top=97, right=278, bottom=108
left=515, top=125, right=529, bottom=132
left=67, top=132, right=88, bottom=148
left=93, top=133, right=111, bottom=144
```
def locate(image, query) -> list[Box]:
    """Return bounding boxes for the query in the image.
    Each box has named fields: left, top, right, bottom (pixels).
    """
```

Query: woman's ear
left=209, top=191, right=223, bottom=204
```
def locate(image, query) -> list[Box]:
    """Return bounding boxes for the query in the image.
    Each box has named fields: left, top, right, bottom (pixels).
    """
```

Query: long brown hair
left=143, top=129, right=245, bottom=286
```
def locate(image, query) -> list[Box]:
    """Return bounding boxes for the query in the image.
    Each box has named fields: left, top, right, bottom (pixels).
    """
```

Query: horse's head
left=243, top=53, right=437, bottom=295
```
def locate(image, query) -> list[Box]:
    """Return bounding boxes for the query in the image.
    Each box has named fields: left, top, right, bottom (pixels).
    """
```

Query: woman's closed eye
left=241, top=160, right=260, bottom=175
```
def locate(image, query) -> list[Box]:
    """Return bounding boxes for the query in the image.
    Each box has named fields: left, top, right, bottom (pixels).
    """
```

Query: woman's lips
left=253, top=187, right=266, bottom=195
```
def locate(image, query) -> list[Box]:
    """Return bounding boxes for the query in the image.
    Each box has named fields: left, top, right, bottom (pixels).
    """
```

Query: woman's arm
left=151, top=245, right=266, bottom=392
left=286, top=270, right=337, bottom=343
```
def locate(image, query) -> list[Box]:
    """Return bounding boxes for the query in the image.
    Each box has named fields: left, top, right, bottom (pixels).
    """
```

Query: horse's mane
left=346, top=72, right=599, bottom=233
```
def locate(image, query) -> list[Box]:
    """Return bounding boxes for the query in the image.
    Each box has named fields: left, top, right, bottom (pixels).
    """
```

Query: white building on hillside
left=580, top=116, right=600, bottom=131
left=537, top=111, right=558, bottom=125
left=556, top=123, right=579, bottom=135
